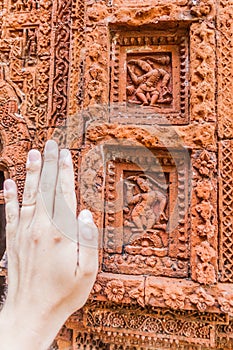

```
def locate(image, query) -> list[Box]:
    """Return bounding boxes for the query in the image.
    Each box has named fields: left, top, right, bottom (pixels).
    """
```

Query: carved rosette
left=63, top=300, right=233, bottom=349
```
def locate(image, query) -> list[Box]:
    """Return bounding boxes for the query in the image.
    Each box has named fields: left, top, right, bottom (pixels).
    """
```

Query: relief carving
left=99, top=146, right=190, bottom=278
left=190, top=0, right=214, bottom=18
left=123, top=174, right=168, bottom=251
left=11, top=0, right=38, bottom=11
left=217, top=1, right=233, bottom=138
left=191, top=150, right=217, bottom=285
left=219, top=141, right=233, bottom=282
left=110, top=31, right=189, bottom=124
left=0, top=64, right=22, bottom=115
left=190, top=22, right=216, bottom=122
left=126, top=55, right=172, bottom=107
left=1, top=0, right=233, bottom=348
left=67, top=301, right=230, bottom=349
left=189, top=287, right=215, bottom=312
left=84, top=31, right=108, bottom=108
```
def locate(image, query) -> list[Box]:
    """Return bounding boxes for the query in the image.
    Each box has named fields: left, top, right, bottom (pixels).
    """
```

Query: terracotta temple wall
left=0, top=0, right=233, bottom=349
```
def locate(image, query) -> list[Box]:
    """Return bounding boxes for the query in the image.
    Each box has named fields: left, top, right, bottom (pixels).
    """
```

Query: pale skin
left=0, top=140, right=99, bottom=349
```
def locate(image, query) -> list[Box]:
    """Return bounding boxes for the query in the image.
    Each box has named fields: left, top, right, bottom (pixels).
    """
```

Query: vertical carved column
left=47, top=0, right=72, bottom=127
left=36, top=0, right=53, bottom=146
left=219, top=140, right=233, bottom=282
left=83, top=2, right=109, bottom=109
left=68, top=0, right=86, bottom=115
left=217, top=0, right=233, bottom=283
left=190, top=22, right=216, bottom=123
left=217, top=0, right=233, bottom=139
left=191, top=150, right=218, bottom=284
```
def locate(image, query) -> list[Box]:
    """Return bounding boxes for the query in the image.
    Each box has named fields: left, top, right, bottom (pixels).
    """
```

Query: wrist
left=0, top=300, right=67, bottom=350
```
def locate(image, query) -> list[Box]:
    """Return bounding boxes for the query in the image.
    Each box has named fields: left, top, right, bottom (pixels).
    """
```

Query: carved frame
left=109, top=29, right=189, bottom=125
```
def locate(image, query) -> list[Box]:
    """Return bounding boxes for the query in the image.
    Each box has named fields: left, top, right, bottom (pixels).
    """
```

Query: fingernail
left=79, top=221, right=96, bottom=241
left=79, top=209, right=93, bottom=223
left=28, top=150, right=40, bottom=162
left=4, top=179, right=15, bottom=191
left=78, top=210, right=96, bottom=241
left=60, top=149, right=70, bottom=160
left=45, top=140, right=57, bottom=152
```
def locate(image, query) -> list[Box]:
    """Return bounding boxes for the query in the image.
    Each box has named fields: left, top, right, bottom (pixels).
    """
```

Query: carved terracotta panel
left=102, top=146, right=190, bottom=277
left=1, top=0, right=233, bottom=348
left=110, top=30, right=189, bottom=124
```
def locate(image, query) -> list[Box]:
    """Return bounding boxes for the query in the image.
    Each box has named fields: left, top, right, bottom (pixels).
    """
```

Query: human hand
left=0, top=140, right=98, bottom=350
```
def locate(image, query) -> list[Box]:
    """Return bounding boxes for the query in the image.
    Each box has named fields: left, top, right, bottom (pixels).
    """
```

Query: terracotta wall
left=0, top=0, right=233, bottom=348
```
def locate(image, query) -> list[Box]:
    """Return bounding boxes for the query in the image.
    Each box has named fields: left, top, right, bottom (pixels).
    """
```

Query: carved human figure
left=0, top=64, right=22, bottom=114
left=124, top=175, right=167, bottom=232
left=25, top=29, right=37, bottom=60
left=127, top=56, right=172, bottom=106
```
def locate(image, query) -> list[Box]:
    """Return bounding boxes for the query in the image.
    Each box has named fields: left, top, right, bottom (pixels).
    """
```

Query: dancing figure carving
left=127, top=55, right=172, bottom=107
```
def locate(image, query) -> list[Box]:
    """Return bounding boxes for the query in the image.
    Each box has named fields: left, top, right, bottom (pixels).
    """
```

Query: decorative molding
left=219, top=140, right=233, bottom=282
left=217, top=1, right=233, bottom=139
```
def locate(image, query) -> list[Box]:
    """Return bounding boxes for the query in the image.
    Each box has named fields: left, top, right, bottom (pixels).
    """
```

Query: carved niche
left=103, top=145, right=190, bottom=278
left=110, top=29, right=189, bottom=124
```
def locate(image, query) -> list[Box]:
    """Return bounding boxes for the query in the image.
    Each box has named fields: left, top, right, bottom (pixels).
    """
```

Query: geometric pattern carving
left=219, top=140, right=233, bottom=282
left=217, top=1, right=233, bottom=139
left=60, top=302, right=232, bottom=350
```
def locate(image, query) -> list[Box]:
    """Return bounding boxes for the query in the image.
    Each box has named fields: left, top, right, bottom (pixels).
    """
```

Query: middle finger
left=35, top=140, right=59, bottom=219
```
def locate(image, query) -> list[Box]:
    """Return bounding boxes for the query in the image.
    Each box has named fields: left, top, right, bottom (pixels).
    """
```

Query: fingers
left=77, top=210, right=99, bottom=277
left=35, top=140, right=59, bottom=219
left=53, top=149, right=77, bottom=242
left=4, top=179, right=19, bottom=244
left=20, top=149, right=41, bottom=223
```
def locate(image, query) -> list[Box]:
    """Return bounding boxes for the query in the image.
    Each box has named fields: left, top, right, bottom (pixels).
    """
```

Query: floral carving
left=190, top=0, right=213, bottom=17
left=197, top=221, right=215, bottom=240
left=218, top=296, right=233, bottom=314
left=194, top=227, right=217, bottom=284
left=195, top=180, right=212, bottom=201
left=196, top=262, right=216, bottom=285
left=128, top=286, right=145, bottom=307
left=163, top=287, right=185, bottom=310
left=195, top=241, right=216, bottom=263
left=189, top=288, right=215, bottom=312
left=105, top=280, right=125, bottom=303
left=196, top=201, right=213, bottom=221
left=193, top=150, right=215, bottom=177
